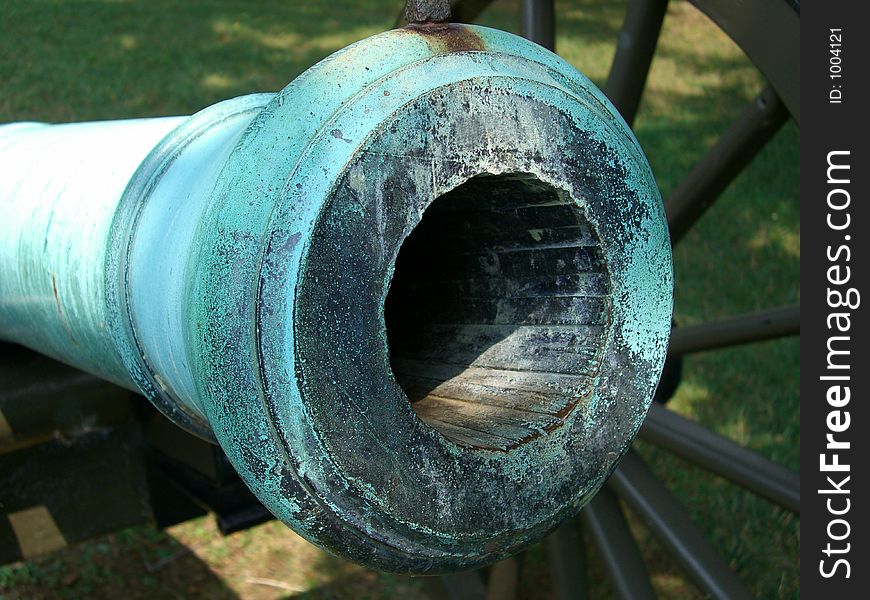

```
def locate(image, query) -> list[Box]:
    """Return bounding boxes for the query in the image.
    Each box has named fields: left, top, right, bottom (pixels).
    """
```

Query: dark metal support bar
left=639, top=403, right=800, bottom=513
left=609, top=452, right=755, bottom=600
left=668, top=305, right=800, bottom=356
left=581, top=488, right=658, bottom=600
left=547, top=518, right=589, bottom=600
left=604, top=0, right=669, bottom=126
left=665, top=85, right=789, bottom=244
left=521, top=0, right=556, bottom=50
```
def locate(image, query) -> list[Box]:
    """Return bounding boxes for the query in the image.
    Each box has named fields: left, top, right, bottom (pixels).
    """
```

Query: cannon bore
left=0, top=23, right=672, bottom=572
left=386, top=173, right=613, bottom=450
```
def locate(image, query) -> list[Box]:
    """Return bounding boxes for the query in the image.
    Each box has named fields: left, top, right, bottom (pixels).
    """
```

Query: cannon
left=0, top=1, right=672, bottom=574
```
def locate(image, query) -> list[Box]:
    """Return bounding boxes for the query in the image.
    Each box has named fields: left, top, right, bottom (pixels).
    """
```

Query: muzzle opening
left=385, top=173, right=612, bottom=451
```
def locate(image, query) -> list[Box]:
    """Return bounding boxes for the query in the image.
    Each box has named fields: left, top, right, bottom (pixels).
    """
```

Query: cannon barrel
left=0, top=24, right=672, bottom=572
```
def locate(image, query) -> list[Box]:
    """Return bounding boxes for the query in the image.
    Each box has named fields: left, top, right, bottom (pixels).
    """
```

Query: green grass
left=0, top=0, right=798, bottom=598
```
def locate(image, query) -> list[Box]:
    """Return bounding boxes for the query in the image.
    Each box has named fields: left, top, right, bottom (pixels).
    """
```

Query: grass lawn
left=0, top=0, right=799, bottom=598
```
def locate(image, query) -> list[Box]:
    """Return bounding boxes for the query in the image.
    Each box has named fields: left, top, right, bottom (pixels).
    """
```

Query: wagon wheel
left=396, top=0, right=800, bottom=598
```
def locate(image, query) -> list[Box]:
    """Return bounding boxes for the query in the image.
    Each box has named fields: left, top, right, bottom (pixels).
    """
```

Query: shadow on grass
left=0, top=526, right=239, bottom=599
left=0, top=0, right=400, bottom=122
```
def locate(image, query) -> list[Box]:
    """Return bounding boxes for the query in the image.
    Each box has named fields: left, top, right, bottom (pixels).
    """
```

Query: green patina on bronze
left=189, top=24, right=671, bottom=571
left=0, top=24, right=672, bottom=572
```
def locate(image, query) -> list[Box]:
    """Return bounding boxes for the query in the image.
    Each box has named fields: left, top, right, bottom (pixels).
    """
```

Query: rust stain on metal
left=330, top=128, right=353, bottom=143
left=405, top=24, right=486, bottom=54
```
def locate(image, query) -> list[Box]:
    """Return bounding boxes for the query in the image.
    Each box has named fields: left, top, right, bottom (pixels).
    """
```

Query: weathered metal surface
left=107, top=93, right=273, bottom=439
left=0, top=117, right=185, bottom=388
left=0, top=24, right=672, bottom=572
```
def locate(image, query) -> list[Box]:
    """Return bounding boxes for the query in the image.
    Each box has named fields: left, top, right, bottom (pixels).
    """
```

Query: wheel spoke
left=609, top=451, right=755, bottom=600
left=668, top=305, right=799, bottom=356
left=604, top=0, right=669, bottom=126
left=546, top=518, right=589, bottom=600
left=581, top=487, right=658, bottom=600
left=640, top=403, right=800, bottom=513
left=439, top=571, right=488, bottom=600
left=454, top=0, right=499, bottom=22
left=521, top=0, right=556, bottom=50
left=665, top=85, right=789, bottom=245
left=486, top=555, right=522, bottom=600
